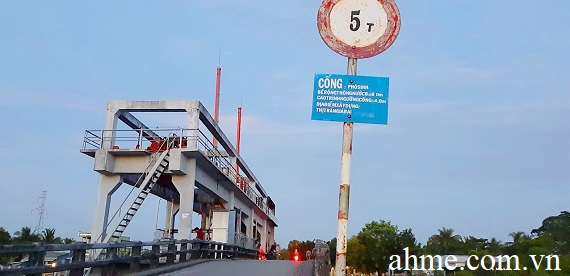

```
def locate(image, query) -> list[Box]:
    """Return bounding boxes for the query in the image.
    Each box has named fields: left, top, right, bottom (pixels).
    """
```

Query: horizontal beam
left=117, top=111, right=162, bottom=141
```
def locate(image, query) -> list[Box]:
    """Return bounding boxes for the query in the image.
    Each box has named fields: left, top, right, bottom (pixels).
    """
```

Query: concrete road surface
left=162, top=259, right=315, bottom=276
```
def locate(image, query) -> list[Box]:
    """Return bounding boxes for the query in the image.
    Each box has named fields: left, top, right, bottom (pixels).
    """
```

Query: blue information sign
left=311, top=74, right=389, bottom=124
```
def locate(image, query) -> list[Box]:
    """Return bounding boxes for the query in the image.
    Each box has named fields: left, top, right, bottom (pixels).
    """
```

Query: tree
left=286, top=239, right=314, bottom=261
left=486, top=237, right=503, bottom=255
left=426, top=227, right=463, bottom=254
left=355, top=220, right=417, bottom=274
left=0, top=228, right=14, bottom=263
left=398, top=228, right=419, bottom=254
left=63, top=237, right=75, bottom=244
left=357, top=220, right=399, bottom=273
left=328, top=238, right=336, bottom=266
left=41, top=228, right=62, bottom=244
left=13, top=227, right=40, bottom=244
left=531, top=211, right=570, bottom=254
left=508, top=231, right=529, bottom=244
left=346, top=235, right=366, bottom=272
left=504, top=231, right=531, bottom=255
left=279, top=248, right=290, bottom=260
left=462, top=236, right=488, bottom=253
left=0, top=227, right=11, bottom=245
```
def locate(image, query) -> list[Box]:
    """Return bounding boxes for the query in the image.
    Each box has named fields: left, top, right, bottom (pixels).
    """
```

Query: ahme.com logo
left=389, top=247, right=561, bottom=272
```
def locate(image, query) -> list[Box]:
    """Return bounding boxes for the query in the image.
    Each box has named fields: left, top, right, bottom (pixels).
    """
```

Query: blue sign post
left=311, top=74, right=389, bottom=124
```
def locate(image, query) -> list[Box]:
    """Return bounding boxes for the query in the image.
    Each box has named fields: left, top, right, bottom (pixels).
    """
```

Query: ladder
left=106, top=149, right=170, bottom=243
left=84, top=140, right=173, bottom=275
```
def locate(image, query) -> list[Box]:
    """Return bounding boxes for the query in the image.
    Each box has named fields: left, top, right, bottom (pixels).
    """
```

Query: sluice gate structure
left=80, top=101, right=277, bottom=254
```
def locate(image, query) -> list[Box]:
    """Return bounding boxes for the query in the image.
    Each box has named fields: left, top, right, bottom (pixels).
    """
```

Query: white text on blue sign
left=311, top=74, right=389, bottom=124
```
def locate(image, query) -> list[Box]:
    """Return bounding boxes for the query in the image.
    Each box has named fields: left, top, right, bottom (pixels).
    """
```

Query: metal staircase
left=105, top=149, right=170, bottom=243
left=84, top=139, right=174, bottom=275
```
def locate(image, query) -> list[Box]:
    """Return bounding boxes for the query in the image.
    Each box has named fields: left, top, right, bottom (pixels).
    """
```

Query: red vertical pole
left=213, top=67, right=221, bottom=147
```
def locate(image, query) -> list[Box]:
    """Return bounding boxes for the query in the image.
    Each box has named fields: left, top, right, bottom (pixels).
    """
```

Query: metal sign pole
left=335, top=57, right=357, bottom=276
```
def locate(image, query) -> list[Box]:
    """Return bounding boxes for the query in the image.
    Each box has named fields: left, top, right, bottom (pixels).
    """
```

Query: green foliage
left=41, top=228, right=62, bottom=244
left=13, top=227, right=41, bottom=244
left=0, top=227, right=14, bottom=263
left=354, top=220, right=419, bottom=274
left=1, top=226, right=75, bottom=247
left=318, top=210, right=568, bottom=275
left=279, top=248, right=290, bottom=260
left=356, top=220, right=399, bottom=273
left=425, top=227, right=463, bottom=255
left=346, top=235, right=365, bottom=271
left=286, top=239, right=314, bottom=261
left=532, top=211, right=570, bottom=254
left=487, top=237, right=503, bottom=255
left=557, top=254, right=570, bottom=275
left=399, top=228, right=419, bottom=253
left=63, top=237, right=75, bottom=244
left=0, top=227, right=11, bottom=245
left=463, top=236, right=488, bottom=252
left=328, top=238, right=336, bottom=266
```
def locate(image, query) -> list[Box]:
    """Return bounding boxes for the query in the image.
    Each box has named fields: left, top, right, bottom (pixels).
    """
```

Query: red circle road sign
left=317, top=0, right=401, bottom=59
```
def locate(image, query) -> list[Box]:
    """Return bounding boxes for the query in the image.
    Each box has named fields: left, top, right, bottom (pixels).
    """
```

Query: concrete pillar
left=205, top=206, right=212, bottom=238
left=171, top=159, right=196, bottom=240
left=235, top=209, right=241, bottom=235
left=250, top=207, right=255, bottom=239
left=228, top=190, right=235, bottom=209
left=91, top=174, right=121, bottom=243
left=227, top=192, right=236, bottom=244
left=200, top=203, right=208, bottom=229
left=186, top=107, right=199, bottom=150
left=164, top=201, right=173, bottom=236
left=172, top=202, right=180, bottom=231
left=230, top=157, right=237, bottom=180
left=268, top=223, right=275, bottom=246
left=262, top=219, right=268, bottom=251
left=103, top=105, right=119, bottom=149
left=164, top=201, right=179, bottom=239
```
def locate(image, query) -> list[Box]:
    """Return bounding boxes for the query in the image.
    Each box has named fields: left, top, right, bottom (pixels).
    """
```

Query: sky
left=0, top=1, right=569, bottom=247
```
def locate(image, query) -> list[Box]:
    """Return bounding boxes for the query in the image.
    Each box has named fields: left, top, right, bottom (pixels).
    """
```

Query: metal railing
left=233, top=233, right=255, bottom=249
left=81, top=128, right=276, bottom=221
left=0, top=240, right=257, bottom=276
left=196, top=130, right=239, bottom=184
left=82, top=128, right=196, bottom=151
left=195, top=132, right=276, bottom=220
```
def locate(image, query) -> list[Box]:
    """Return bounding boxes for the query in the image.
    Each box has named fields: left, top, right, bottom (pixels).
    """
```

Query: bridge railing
left=233, top=233, right=255, bottom=249
left=0, top=239, right=257, bottom=276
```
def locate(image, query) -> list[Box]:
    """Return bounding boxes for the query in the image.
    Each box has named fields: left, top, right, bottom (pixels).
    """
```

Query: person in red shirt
left=193, top=227, right=204, bottom=240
